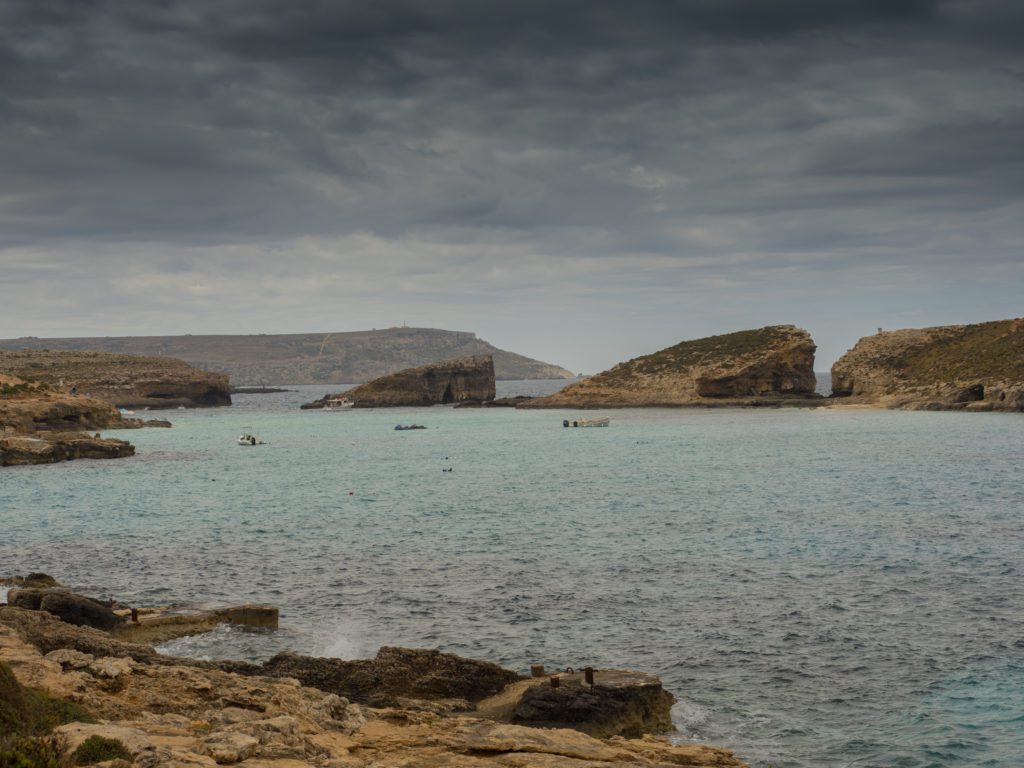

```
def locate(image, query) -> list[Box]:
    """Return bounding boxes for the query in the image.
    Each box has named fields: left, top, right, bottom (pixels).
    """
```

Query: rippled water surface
left=2, top=383, right=1022, bottom=768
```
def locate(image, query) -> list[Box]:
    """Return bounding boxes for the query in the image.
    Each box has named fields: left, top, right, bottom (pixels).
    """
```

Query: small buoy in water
left=348, top=491, right=354, bottom=495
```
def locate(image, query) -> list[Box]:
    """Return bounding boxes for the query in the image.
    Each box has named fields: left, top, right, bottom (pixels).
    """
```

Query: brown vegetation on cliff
left=831, top=318, right=1024, bottom=411
left=525, top=325, right=819, bottom=408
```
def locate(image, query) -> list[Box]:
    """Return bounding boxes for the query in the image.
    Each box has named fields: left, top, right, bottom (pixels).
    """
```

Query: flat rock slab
left=507, top=669, right=676, bottom=739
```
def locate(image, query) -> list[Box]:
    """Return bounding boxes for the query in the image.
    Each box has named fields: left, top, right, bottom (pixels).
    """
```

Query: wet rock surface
left=256, top=646, right=522, bottom=706
left=511, top=670, right=676, bottom=739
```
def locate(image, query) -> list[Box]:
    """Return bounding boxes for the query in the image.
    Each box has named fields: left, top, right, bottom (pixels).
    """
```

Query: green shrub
left=0, top=733, right=69, bottom=768
left=69, top=736, right=131, bottom=766
left=0, top=662, right=94, bottom=737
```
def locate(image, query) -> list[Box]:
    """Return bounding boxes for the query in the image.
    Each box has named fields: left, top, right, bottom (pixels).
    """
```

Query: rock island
left=523, top=325, right=820, bottom=408
left=302, top=355, right=496, bottom=408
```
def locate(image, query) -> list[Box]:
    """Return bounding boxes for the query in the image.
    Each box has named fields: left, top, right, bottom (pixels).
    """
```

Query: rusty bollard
left=130, top=608, right=139, bottom=624
left=550, top=675, right=560, bottom=688
left=531, top=664, right=545, bottom=678
left=584, top=666, right=594, bottom=685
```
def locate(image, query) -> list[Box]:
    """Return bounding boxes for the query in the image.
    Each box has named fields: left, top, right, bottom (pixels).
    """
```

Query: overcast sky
left=1, top=0, right=1022, bottom=372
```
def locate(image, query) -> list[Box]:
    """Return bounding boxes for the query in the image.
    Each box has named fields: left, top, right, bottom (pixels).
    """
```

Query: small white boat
left=323, top=397, right=354, bottom=409
left=563, top=417, right=610, bottom=428
left=118, top=408, right=136, bottom=416
left=238, top=427, right=264, bottom=446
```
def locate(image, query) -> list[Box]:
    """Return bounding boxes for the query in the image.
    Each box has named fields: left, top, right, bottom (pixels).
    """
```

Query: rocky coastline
left=0, top=575, right=747, bottom=767
left=0, top=375, right=171, bottom=466
left=830, top=318, right=1024, bottom=411
left=0, top=349, right=231, bottom=409
left=523, top=325, right=822, bottom=409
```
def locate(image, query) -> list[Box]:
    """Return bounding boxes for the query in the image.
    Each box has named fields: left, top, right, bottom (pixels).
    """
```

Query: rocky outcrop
left=258, top=646, right=522, bottom=706
left=0, top=606, right=748, bottom=767
left=0, top=377, right=168, bottom=466
left=0, top=327, right=575, bottom=384
left=510, top=670, right=675, bottom=739
left=525, top=326, right=820, bottom=408
left=0, top=432, right=135, bottom=466
left=303, top=355, right=496, bottom=408
left=0, top=349, right=231, bottom=408
left=831, top=318, right=1024, bottom=411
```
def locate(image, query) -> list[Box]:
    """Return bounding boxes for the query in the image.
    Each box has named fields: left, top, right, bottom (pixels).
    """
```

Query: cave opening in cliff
left=441, top=383, right=454, bottom=404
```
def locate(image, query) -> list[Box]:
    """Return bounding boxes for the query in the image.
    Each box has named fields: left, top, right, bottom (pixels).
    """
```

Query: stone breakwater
left=524, top=325, right=821, bottom=408
left=0, top=577, right=747, bottom=767
left=302, top=355, right=496, bottom=408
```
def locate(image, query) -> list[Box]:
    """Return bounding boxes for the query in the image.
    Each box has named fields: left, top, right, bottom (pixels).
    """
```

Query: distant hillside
left=0, top=328, right=574, bottom=385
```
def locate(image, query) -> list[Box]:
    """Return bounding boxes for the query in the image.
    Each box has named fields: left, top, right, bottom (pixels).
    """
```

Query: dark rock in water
left=511, top=669, right=676, bottom=739
left=302, top=355, right=496, bottom=408
left=38, top=592, right=121, bottom=631
left=259, top=646, right=522, bottom=705
left=0, top=432, right=135, bottom=466
left=0, top=573, right=60, bottom=590
left=7, top=587, right=68, bottom=610
left=24, top=573, right=59, bottom=587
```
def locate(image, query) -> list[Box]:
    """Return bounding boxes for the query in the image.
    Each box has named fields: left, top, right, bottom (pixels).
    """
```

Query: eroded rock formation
left=0, top=349, right=231, bottom=408
left=831, top=318, right=1024, bottom=411
left=303, top=355, right=496, bottom=408
left=524, top=326, right=820, bottom=408
left=0, top=375, right=168, bottom=466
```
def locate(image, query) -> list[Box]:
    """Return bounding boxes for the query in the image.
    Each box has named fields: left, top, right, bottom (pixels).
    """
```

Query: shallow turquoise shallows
left=2, top=383, right=1022, bottom=768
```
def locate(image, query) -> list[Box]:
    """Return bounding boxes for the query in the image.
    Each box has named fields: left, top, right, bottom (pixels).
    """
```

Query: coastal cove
left=2, top=384, right=1023, bottom=767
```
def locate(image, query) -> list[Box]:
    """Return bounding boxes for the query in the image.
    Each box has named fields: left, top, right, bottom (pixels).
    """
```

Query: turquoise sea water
left=1, top=383, right=1022, bottom=768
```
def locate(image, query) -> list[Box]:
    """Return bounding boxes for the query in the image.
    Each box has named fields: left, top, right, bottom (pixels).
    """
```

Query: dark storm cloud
left=1, top=1, right=1022, bottom=368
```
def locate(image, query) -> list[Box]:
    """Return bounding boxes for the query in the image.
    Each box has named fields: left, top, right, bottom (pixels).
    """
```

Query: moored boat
left=238, top=427, right=264, bottom=445
left=563, top=417, right=610, bottom=428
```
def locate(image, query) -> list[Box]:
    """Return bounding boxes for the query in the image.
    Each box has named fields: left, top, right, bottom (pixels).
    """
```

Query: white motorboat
left=238, top=427, right=264, bottom=445
left=563, top=417, right=610, bottom=428
left=323, top=397, right=354, bottom=409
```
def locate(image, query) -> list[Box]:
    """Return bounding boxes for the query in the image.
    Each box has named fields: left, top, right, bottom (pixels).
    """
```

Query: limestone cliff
left=0, top=375, right=168, bottom=466
left=0, top=349, right=231, bottom=408
left=304, top=355, right=496, bottom=408
left=831, top=318, right=1024, bottom=411
left=524, top=326, right=819, bottom=408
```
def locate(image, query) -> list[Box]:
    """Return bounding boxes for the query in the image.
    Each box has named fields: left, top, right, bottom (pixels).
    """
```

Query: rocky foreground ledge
left=0, top=580, right=746, bottom=767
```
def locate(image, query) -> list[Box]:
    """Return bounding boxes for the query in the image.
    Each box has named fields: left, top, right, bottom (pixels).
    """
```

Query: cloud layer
left=1, top=1, right=1022, bottom=369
